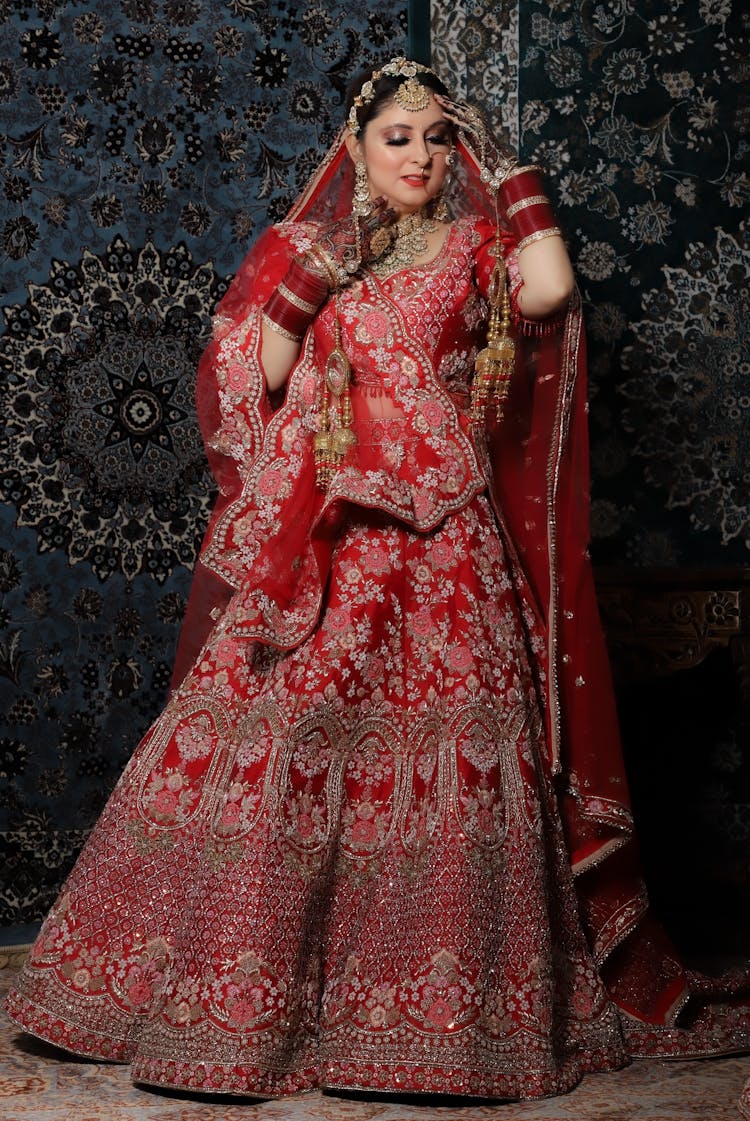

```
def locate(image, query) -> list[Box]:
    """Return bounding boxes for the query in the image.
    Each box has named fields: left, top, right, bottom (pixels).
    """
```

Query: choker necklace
left=370, top=209, right=438, bottom=277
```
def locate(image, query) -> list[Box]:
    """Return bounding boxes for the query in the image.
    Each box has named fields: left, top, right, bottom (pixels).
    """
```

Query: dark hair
left=345, top=67, right=453, bottom=135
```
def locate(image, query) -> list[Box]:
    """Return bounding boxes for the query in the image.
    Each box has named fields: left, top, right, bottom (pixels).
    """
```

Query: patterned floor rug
left=2, top=954, right=748, bottom=1120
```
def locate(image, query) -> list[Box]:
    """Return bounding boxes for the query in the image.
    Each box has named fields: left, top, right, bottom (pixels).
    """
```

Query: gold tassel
left=471, top=229, right=515, bottom=426
left=314, top=304, right=356, bottom=490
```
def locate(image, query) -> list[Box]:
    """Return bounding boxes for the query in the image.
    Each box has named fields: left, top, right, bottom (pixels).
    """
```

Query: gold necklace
left=370, top=209, right=438, bottom=277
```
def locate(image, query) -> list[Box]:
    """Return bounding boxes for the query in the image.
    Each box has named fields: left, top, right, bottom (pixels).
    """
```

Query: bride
left=7, top=56, right=749, bottom=1100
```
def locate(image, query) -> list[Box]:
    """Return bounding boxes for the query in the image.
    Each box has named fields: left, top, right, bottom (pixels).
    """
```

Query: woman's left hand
left=308, top=197, right=398, bottom=287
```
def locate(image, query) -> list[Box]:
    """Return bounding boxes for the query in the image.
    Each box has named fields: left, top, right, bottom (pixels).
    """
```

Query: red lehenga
left=6, top=135, right=749, bottom=1099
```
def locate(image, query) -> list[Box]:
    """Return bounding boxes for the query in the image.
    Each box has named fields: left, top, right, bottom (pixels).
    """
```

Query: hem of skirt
left=316, top=1047, right=628, bottom=1102
left=621, top=1021, right=750, bottom=1061
left=129, top=1050, right=627, bottom=1101
left=132, top=1075, right=316, bottom=1101
left=7, top=986, right=630, bottom=1101
left=5, top=988, right=134, bottom=1064
left=131, top=1058, right=321, bottom=1097
left=626, top=1038, right=750, bottom=1060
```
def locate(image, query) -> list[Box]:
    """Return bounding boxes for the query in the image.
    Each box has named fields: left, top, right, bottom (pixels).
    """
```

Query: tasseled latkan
left=314, top=309, right=356, bottom=490
left=471, top=230, right=515, bottom=427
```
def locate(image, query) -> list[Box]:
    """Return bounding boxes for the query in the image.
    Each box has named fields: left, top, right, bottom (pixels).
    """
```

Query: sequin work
left=7, top=494, right=626, bottom=1097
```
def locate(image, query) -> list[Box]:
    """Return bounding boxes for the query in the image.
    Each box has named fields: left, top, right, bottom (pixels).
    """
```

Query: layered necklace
left=370, top=208, right=438, bottom=277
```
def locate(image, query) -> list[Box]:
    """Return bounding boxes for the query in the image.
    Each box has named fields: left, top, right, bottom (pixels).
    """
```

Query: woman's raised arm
left=515, top=233, right=575, bottom=320
left=499, top=165, right=575, bottom=320
left=260, top=198, right=397, bottom=392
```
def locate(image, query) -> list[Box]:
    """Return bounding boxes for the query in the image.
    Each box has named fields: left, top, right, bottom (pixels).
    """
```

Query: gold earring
left=352, top=160, right=371, bottom=217
left=433, top=161, right=453, bottom=221
left=433, top=189, right=450, bottom=221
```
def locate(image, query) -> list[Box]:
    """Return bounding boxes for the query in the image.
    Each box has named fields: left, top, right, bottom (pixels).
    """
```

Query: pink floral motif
left=225, top=362, right=248, bottom=393
left=152, top=788, right=178, bottom=816
left=410, top=606, right=435, bottom=637
left=256, top=465, right=285, bottom=497
left=325, top=605, right=351, bottom=633
left=425, top=997, right=455, bottom=1028
left=419, top=400, right=445, bottom=428
left=228, top=997, right=256, bottom=1025
left=350, top=818, right=379, bottom=845
left=361, top=545, right=390, bottom=574
left=127, top=978, right=153, bottom=1009
left=363, top=310, right=390, bottom=338
left=429, top=538, right=456, bottom=569
left=413, top=491, right=432, bottom=521
left=219, top=801, right=242, bottom=828
left=214, top=637, right=240, bottom=668
left=363, top=655, right=385, bottom=684
left=301, top=375, right=317, bottom=406
left=448, top=644, right=474, bottom=672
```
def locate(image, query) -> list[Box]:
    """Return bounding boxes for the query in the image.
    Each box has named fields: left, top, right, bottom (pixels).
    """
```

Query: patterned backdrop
left=1, top=0, right=748, bottom=927
left=0, top=0, right=409, bottom=928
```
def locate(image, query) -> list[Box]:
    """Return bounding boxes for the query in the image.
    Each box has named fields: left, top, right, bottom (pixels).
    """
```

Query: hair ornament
left=348, top=57, right=436, bottom=135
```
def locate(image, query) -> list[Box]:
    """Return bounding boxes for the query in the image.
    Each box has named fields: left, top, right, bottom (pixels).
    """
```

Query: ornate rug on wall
left=0, top=0, right=409, bottom=928
left=1, top=0, right=748, bottom=928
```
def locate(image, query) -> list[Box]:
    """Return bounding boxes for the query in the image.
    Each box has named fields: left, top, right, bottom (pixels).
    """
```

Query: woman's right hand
left=306, top=196, right=398, bottom=288
left=435, top=95, right=518, bottom=191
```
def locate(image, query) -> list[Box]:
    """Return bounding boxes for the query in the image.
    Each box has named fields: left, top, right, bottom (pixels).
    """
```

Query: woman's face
left=349, top=94, right=452, bottom=216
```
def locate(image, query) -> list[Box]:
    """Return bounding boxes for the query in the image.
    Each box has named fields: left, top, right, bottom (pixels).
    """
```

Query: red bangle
left=262, top=257, right=329, bottom=342
left=500, top=167, right=561, bottom=252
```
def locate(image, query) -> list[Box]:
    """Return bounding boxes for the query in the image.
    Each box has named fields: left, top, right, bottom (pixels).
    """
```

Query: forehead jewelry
left=394, top=76, right=430, bottom=113
left=348, top=57, right=436, bottom=135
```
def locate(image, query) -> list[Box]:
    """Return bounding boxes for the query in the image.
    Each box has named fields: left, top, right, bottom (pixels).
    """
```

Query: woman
left=6, top=57, right=748, bottom=1100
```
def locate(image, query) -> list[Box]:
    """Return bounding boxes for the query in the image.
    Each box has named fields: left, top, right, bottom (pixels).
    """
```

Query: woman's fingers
left=367, top=196, right=398, bottom=226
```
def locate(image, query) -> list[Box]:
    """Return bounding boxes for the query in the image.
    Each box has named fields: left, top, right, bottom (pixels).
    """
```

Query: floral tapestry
left=434, top=0, right=748, bottom=566
left=0, top=0, right=407, bottom=928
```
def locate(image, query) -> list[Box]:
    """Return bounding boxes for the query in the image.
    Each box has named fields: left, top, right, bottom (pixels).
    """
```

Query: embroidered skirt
left=6, top=494, right=626, bottom=1098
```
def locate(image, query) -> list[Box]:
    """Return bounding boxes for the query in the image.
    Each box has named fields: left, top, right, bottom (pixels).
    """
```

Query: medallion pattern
left=1, top=235, right=223, bottom=582
left=0, top=0, right=408, bottom=927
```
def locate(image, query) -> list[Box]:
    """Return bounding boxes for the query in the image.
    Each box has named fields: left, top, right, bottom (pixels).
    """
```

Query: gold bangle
left=505, top=194, right=550, bottom=219
left=516, top=226, right=562, bottom=252
left=261, top=310, right=303, bottom=343
left=276, top=281, right=319, bottom=316
left=308, top=246, right=346, bottom=291
left=504, top=164, right=538, bottom=181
